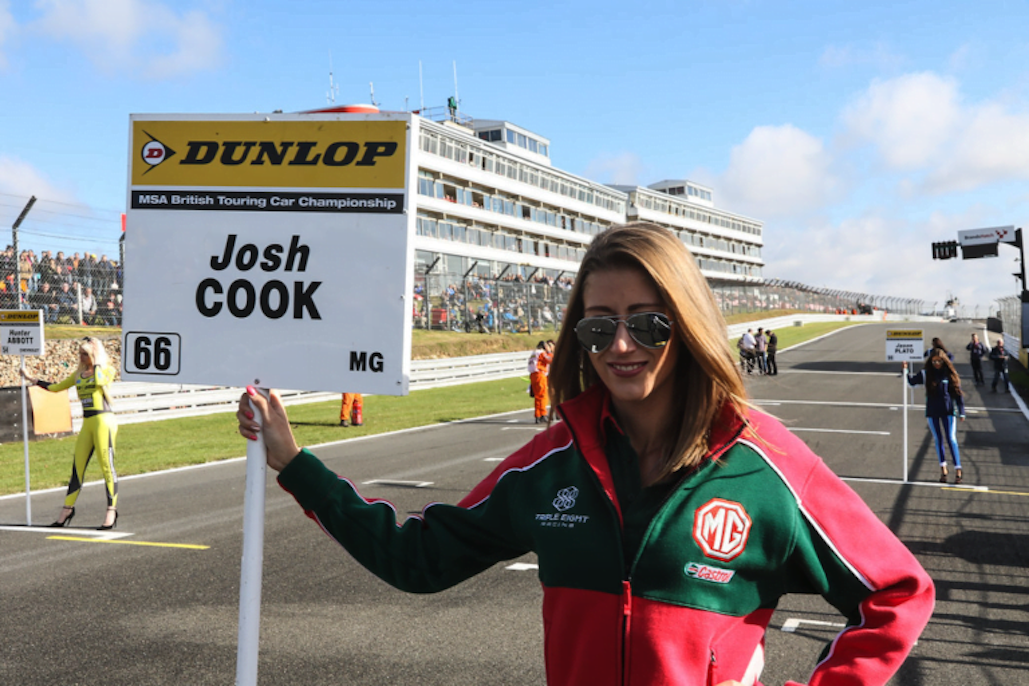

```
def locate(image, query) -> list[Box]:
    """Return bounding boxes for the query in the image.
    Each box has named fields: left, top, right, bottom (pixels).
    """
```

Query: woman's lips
left=608, top=361, right=647, bottom=377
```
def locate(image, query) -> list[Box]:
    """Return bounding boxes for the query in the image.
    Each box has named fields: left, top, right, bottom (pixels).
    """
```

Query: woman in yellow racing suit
left=22, top=336, right=119, bottom=529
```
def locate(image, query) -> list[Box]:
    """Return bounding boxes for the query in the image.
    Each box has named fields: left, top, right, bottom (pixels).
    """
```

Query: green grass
left=0, top=378, right=534, bottom=496
left=0, top=320, right=861, bottom=498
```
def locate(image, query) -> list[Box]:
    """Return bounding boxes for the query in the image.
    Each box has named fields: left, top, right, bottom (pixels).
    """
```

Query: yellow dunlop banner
left=886, top=330, right=923, bottom=339
left=0, top=311, right=42, bottom=323
left=131, top=119, right=407, bottom=189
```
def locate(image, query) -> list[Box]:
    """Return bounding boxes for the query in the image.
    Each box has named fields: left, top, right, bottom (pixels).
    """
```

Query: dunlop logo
left=179, top=140, right=397, bottom=168
left=130, top=119, right=408, bottom=189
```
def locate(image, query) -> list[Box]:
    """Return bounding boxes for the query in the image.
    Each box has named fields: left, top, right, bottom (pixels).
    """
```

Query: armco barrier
left=65, top=313, right=941, bottom=429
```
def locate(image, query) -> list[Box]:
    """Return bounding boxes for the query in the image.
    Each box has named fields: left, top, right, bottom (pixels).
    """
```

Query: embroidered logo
left=535, top=486, right=589, bottom=528
left=552, top=486, right=578, bottom=511
left=693, top=498, right=752, bottom=562
left=685, top=562, right=736, bottom=584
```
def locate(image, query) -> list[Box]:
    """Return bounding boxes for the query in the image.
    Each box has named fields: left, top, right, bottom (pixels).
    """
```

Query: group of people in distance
left=965, top=332, right=1012, bottom=392
left=736, top=326, right=778, bottom=375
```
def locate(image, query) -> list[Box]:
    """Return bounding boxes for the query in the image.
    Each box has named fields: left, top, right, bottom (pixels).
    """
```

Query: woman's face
left=931, top=356, right=944, bottom=370
left=581, top=267, right=679, bottom=410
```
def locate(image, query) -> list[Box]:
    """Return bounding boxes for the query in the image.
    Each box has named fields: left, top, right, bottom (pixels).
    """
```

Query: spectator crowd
left=2, top=246, right=123, bottom=326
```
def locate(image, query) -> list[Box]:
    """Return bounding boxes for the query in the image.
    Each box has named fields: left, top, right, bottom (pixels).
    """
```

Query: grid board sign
left=885, top=329, right=924, bottom=362
left=0, top=310, right=44, bottom=356
left=121, top=113, right=416, bottom=394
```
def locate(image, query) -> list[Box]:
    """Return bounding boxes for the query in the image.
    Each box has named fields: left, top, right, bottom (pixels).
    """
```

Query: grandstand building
left=407, top=107, right=762, bottom=299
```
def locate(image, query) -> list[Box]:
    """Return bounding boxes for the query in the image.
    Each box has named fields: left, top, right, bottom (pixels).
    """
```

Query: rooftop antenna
left=369, top=81, right=379, bottom=107
left=326, top=51, right=339, bottom=104
left=453, top=60, right=460, bottom=108
left=419, top=61, right=424, bottom=111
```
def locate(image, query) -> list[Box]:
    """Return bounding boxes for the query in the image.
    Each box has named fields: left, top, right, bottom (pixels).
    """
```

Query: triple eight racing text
left=196, top=234, right=321, bottom=319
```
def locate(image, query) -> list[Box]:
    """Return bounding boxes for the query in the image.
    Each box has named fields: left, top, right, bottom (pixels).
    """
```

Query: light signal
left=932, top=241, right=959, bottom=260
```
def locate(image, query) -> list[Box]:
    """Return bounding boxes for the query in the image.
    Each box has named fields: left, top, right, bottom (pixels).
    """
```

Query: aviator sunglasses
left=575, top=312, right=673, bottom=353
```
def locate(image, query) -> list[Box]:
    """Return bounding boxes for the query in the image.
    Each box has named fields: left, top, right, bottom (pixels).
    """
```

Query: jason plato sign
left=122, top=113, right=415, bottom=394
left=885, top=329, right=924, bottom=362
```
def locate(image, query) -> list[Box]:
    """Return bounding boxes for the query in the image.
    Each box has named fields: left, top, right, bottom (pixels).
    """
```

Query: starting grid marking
left=0, top=525, right=209, bottom=549
left=780, top=618, right=846, bottom=633
left=362, top=479, right=433, bottom=488
left=0, top=524, right=131, bottom=539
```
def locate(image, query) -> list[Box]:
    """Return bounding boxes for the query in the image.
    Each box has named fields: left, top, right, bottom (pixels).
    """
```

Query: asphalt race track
left=1, top=322, right=1026, bottom=685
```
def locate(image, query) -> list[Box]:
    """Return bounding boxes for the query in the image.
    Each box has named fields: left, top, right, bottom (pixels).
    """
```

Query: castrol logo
left=693, top=498, right=752, bottom=562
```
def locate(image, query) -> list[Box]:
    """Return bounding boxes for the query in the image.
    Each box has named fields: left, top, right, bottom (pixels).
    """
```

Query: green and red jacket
left=278, top=384, right=934, bottom=685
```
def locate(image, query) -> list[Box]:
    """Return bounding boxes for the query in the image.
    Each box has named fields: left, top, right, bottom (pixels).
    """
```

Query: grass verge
left=0, top=321, right=861, bottom=498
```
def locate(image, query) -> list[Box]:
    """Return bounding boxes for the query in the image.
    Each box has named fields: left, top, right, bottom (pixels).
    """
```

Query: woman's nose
left=609, top=320, right=637, bottom=353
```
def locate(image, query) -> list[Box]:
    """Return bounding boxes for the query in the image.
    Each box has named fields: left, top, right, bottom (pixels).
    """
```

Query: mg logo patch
left=693, top=498, right=752, bottom=562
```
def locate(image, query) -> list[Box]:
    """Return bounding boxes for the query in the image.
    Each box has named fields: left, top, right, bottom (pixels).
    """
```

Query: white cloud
left=0, top=154, right=75, bottom=202
left=841, top=72, right=961, bottom=169
left=582, top=152, right=645, bottom=186
left=717, top=124, right=839, bottom=219
left=30, top=0, right=223, bottom=78
left=842, top=71, right=1029, bottom=193
left=763, top=211, right=1011, bottom=310
left=926, top=102, right=1029, bottom=193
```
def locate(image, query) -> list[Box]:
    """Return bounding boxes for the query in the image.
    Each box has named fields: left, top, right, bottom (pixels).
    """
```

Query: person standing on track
left=903, top=348, right=966, bottom=483
left=989, top=338, right=1011, bottom=393
left=966, top=333, right=987, bottom=386
left=765, top=329, right=778, bottom=375
left=754, top=328, right=768, bottom=374
left=340, top=393, right=363, bottom=427
left=528, top=340, right=553, bottom=424
left=21, top=336, right=120, bottom=529
left=238, top=222, right=933, bottom=686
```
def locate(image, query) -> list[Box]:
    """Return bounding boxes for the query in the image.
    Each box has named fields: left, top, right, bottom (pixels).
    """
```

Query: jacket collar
left=557, top=384, right=748, bottom=521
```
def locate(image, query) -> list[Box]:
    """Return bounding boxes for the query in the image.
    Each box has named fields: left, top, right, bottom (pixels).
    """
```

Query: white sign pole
left=20, top=356, right=31, bottom=525
left=235, top=388, right=268, bottom=686
left=902, top=370, right=909, bottom=483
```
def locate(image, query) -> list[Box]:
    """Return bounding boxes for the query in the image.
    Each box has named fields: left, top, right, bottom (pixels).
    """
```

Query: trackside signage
left=0, top=310, right=44, bottom=356
left=121, top=113, right=415, bottom=394
left=885, top=329, right=924, bottom=362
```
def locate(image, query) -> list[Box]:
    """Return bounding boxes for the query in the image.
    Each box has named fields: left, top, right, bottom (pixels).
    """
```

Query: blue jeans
left=927, top=415, right=961, bottom=469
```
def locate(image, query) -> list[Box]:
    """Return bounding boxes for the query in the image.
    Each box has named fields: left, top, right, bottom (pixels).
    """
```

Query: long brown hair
left=923, top=348, right=962, bottom=397
left=548, top=222, right=748, bottom=482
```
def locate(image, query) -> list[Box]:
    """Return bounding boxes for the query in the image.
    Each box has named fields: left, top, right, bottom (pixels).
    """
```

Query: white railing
left=66, top=313, right=940, bottom=428
left=69, top=352, right=532, bottom=428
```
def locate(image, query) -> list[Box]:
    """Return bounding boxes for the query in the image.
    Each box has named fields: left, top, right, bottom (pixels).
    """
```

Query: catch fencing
left=413, top=268, right=929, bottom=335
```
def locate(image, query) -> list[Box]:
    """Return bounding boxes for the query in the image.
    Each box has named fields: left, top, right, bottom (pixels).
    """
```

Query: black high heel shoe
left=99, top=509, right=118, bottom=531
left=48, top=506, right=75, bottom=528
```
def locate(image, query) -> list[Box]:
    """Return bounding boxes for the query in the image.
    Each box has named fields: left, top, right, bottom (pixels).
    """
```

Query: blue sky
left=2, top=0, right=1028, bottom=313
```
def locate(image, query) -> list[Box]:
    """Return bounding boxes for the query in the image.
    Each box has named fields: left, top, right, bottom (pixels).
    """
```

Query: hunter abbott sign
left=121, top=113, right=416, bottom=393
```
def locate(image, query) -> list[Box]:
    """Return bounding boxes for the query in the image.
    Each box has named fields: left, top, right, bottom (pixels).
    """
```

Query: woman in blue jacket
left=904, top=348, right=966, bottom=483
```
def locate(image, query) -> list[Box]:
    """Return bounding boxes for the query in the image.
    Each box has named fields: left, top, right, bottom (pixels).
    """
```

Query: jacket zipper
left=621, top=579, right=632, bottom=686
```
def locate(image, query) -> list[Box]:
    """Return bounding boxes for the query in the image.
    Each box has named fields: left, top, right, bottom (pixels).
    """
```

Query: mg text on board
left=196, top=234, right=321, bottom=319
